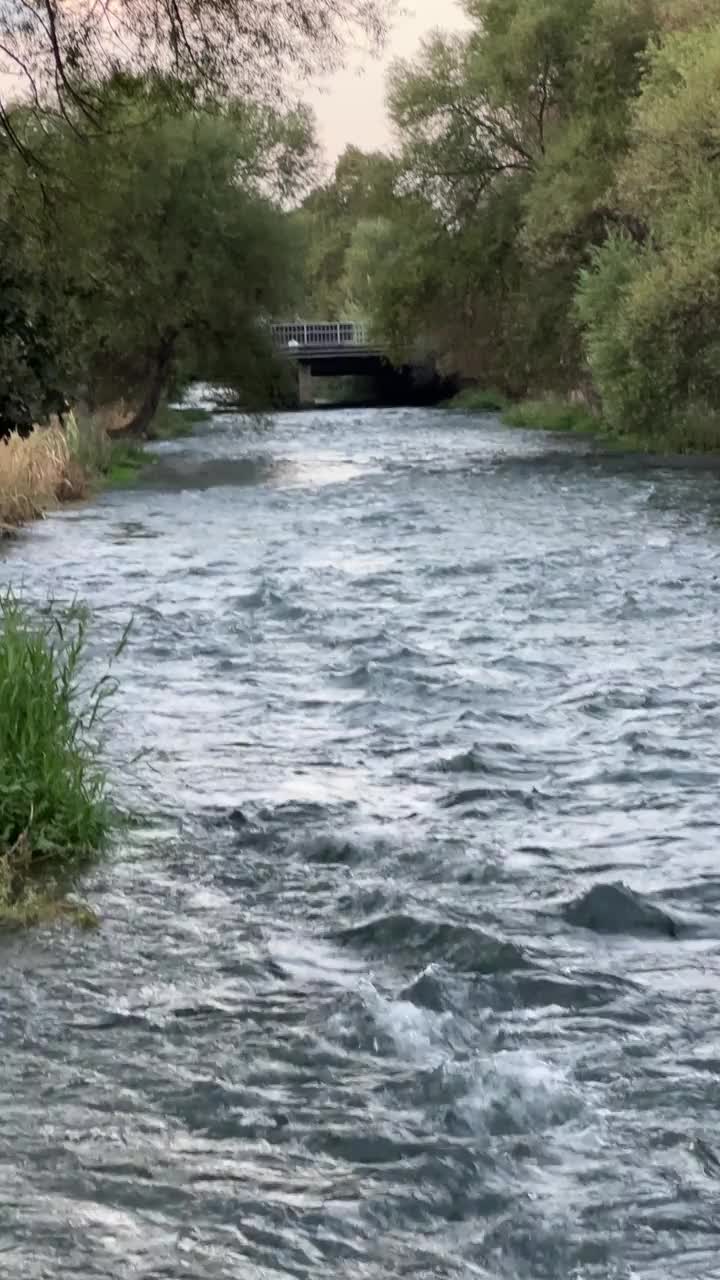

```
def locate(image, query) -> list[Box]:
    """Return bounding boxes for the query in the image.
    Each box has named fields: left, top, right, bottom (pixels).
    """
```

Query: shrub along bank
left=442, top=389, right=720, bottom=455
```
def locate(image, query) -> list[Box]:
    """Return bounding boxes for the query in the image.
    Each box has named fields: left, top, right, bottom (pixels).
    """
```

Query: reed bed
left=0, top=426, right=78, bottom=529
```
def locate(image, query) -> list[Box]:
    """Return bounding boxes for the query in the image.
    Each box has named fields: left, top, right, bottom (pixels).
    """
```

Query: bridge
left=271, top=321, right=454, bottom=407
left=272, top=322, right=385, bottom=391
left=271, top=320, right=450, bottom=404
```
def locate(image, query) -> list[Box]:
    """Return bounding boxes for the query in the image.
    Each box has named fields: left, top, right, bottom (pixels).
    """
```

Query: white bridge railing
left=272, top=321, right=368, bottom=348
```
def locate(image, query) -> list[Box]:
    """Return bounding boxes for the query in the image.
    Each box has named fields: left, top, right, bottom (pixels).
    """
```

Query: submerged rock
left=334, top=913, right=527, bottom=974
left=563, top=882, right=678, bottom=937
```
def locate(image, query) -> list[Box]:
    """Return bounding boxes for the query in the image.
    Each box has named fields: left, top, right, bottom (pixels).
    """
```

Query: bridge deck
left=275, top=344, right=386, bottom=360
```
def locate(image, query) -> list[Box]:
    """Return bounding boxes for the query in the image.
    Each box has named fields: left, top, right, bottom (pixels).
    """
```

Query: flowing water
left=3, top=406, right=720, bottom=1279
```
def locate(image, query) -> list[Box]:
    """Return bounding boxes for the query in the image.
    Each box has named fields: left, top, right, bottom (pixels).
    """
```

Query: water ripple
left=3, top=407, right=720, bottom=1278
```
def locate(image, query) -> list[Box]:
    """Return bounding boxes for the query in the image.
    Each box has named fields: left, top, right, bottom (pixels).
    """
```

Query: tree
left=299, top=146, right=398, bottom=316
left=0, top=159, right=78, bottom=434
left=367, top=0, right=674, bottom=393
left=341, top=216, right=396, bottom=319
left=1, top=76, right=315, bottom=431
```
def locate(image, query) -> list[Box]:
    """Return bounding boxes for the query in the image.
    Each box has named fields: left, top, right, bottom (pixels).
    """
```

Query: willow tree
left=0, top=0, right=390, bottom=429
left=0, top=76, right=315, bottom=431
left=0, top=0, right=387, bottom=124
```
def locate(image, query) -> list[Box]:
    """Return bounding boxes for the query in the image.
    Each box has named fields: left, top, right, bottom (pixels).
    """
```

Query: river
left=3, top=406, right=720, bottom=1279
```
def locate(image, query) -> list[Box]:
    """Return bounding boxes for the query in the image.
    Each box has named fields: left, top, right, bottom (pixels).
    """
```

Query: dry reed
left=0, top=426, right=76, bottom=530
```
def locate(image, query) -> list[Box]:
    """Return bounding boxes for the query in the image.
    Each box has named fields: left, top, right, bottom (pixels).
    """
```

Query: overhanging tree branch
left=0, top=0, right=392, bottom=146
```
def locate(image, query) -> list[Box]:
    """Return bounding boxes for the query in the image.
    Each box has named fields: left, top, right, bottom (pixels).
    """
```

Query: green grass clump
left=106, top=441, right=154, bottom=487
left=0, top=594, right=125, bottom=926
left=149, top=404, right=211, bottom=440
left=443, top=387, right=508, bottom=413
left=67, top=414, right=151, bottom=489
left=503, top=398, right=598, bottom=434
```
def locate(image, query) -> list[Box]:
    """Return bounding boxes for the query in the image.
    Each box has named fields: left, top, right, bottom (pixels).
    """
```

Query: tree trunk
left=118, top=334, right=176, bottom=438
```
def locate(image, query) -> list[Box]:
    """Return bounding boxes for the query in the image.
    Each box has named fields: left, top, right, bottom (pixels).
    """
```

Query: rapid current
left=3, top=406, right=720, bottom=1279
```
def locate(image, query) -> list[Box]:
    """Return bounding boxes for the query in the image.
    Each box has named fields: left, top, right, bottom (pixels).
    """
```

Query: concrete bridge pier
left=297, top=363, right=315, bottom=407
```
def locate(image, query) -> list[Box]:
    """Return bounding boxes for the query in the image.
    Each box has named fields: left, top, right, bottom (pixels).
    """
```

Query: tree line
left=300, top=0, right=720, bottom=448
left=0, top=0, right=389, bottom=435
left=4, top=0, right=720, bottom=447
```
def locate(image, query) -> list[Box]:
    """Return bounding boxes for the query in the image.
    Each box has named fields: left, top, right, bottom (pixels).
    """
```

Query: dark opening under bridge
left=271, top=322, right=454, bottom=407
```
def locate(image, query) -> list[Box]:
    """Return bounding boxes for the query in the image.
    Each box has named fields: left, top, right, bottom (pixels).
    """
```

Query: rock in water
left=563, top=882, right=678, bottom=937
left=228, top=808, right=249, bottom=826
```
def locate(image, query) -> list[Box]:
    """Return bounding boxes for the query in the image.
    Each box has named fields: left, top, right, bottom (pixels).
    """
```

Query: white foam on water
left=461, top=1048, right=583, bottom=1134
left=368, top=990, right=454, bottom=1067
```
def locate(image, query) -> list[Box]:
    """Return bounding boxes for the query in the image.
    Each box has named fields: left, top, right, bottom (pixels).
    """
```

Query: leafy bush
left=577, top=232, right=720, bottom=445
left=574, top=30, right=720, bottom=450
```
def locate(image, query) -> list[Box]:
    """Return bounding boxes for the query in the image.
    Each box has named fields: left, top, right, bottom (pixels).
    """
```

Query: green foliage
left=0, top=594, right=124, bottom=923
left=5, top=1, right=720, bottom=449
left=106, top=443, right=154, bottom=488
left=520, top=0, right=660, bottom=245
left=311, top=0, right=720, bottom=448
left=503, top=399, right=598, bottom=433
left=98, top=406, right=213, bottom=486
left=0, top=230, right=73, bottom=434
left=443, top=388, right=508, bottom=412
left=350, top=0, right=665, bottom=394
left=576, top=235, right=646, bottom=430
left=335, top=200, right=448, bottom=359
left=299, top=146, right=399, bottom=317
left=341, top=217, right=397, bottom=320
left=1, top=75, right=315, bottom=432
left=577, top=28, right=720, bottom=444
left=616, top=24, right=720, bottom=241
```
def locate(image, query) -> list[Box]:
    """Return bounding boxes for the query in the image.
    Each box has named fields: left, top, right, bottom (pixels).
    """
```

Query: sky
left=307, top=0, right=470, bottom=165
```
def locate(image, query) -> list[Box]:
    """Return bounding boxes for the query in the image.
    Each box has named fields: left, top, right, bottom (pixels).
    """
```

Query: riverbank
left=443, top=389, right=720, bottom=456
left=0, top=405, right=209, bottom=534
left=442, top=389, right=598, bottom=435
left=0, top=402, right=211, bottom=925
